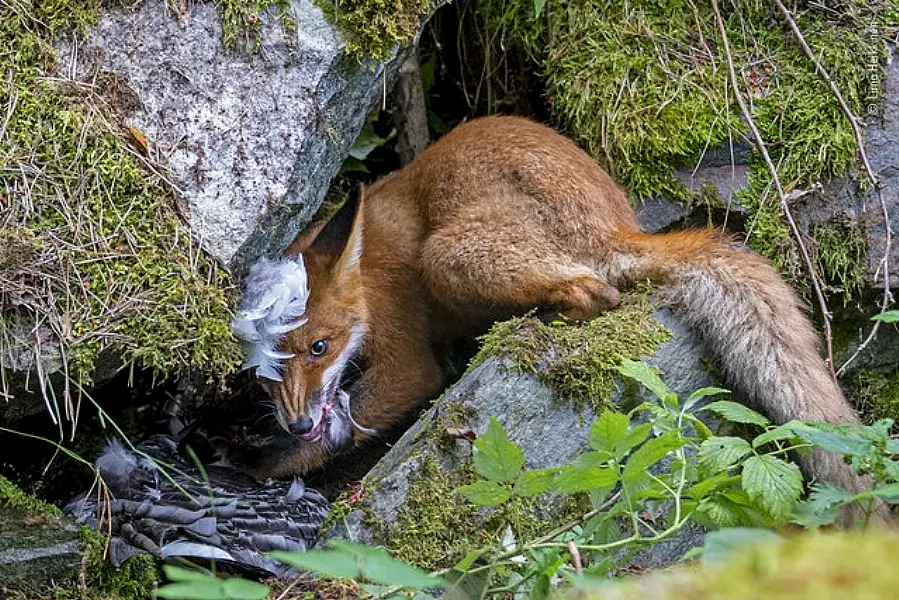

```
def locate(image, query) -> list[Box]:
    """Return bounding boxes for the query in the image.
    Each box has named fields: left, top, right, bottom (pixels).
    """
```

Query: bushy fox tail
left=612, top=229, right=884, bottom=519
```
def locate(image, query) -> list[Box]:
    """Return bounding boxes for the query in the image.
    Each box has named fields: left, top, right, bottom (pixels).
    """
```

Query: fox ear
left=290, top=185, right=364, bottom=271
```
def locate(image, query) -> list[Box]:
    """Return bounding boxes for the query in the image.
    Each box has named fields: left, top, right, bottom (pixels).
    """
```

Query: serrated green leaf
left=512, top=467, right=560, bottom=497
left=698, top=436, right=753, bottom=472
left=695, top=496, right=746, bottom=528
left=222, top=578, right=270, bottom=600
left=472, top=417, right=524, bottom=482
left=807, top=482, right=857, bottom=509
left=742, top=455, right=803, bottom=521
left=534, top=0, right=548, bottom=18
left=700, top=401, right=770, bottom=427
left=873, top=482, right=899, bottom=503
left=458, top=480, right=512, bottom=506
left=156, top=583, right=225, bottom=600
left=554, top=465, right=618, bottom=494
left=622, top=430, right=684, bottom=483
left=790, top=482, right=855, bottom=528
left=269, top=550, right=360, bottom=579
left=589, top=410, right=630, bottom=453
left=700, top=528, right=781, bottom=564
left=617, top=359, right=671, bottom=401
left=790, top=424, right=873, bottom=456
left=872, top=310, right=899, bottom=323
left=615, top=423, right=652, bottom=460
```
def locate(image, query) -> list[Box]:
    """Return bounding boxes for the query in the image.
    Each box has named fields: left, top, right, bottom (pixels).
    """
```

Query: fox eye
left=309, top=339, right=329, bottom=357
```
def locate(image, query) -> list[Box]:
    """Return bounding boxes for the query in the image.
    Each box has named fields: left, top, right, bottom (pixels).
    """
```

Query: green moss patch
left=852, top=369, right=899, bottom=425
left=319, top=0, right=436, bottom=61
left=0, top=1, right=241, bottom=385
left=383, top=458, right=545, bottom=571
left=471, top=286, right=670, bottom=411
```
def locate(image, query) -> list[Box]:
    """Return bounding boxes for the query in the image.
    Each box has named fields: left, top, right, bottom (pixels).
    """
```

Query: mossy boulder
left=320, top=292, right=725, bottom=573
left=0, top=475, right=157, bottom=598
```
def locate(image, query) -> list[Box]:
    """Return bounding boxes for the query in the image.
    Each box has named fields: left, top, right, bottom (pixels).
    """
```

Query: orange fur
left=234, top=116, right=888, bottom=526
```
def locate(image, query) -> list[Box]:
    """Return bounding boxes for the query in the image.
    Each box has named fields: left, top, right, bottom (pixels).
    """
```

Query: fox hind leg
left=421, top=213, right=619, bottom=323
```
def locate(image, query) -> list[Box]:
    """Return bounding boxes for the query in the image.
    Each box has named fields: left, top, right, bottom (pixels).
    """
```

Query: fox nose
left=289, top=416, right=315, bottom=435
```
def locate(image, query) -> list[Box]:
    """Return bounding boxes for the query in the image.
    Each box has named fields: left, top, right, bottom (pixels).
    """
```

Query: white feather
left=231, top=257, right=310, bottom=381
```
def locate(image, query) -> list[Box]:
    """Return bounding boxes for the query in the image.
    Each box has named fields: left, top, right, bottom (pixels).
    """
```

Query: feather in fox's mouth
left=296, top=389, right=374, bottom=445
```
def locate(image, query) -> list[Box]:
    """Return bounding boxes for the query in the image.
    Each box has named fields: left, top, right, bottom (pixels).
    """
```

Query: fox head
left=232, top=189, right=372, bottom=453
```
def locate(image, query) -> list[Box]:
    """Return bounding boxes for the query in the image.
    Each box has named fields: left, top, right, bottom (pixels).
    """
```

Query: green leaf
left=156, top=583, right=226, bottom=600
left=512, top=467, right=560, bottom=497
left=472, top=417, right=525, bottom=482
left=614, top=423, right=652, bottom=460
left=790, top=424, right=873, bottom=456
left=590, top=410, right=630, bottom=453
left=872, top=310, right=899, bottom=323
left=534, top=0, right=548, bottom=18
left=873, top=482, right=899, bottom=503
left=752, top=422, right=803, bottom=449
left=327, top=541, right=444, bottom=589
left=685, top=386, right=731, bottom=410
left=617, top=359, right=671, bottom=402
left=700, top=528, right=781, bottom=564
left=698, top=436, right=753, bottom=472
left=791, top=482, right=855, bottom=528
left=163, top=566, right=214, bottom=583
left=453, top=548, right=486, bottom=572
left=554, top=465, right=618, bottom=494
left=269, top=549, right=360, bottom=579
left=622, top=430, right=684, bottom=483
left=458, top=480, right=512, bottom=506
left=221, top=579, right=270, bottom=600
left=741, top=455, right=803, bottom=521
left=685, top=473, right=740, bottom=500
left=700, top=401, right=770, bottom=427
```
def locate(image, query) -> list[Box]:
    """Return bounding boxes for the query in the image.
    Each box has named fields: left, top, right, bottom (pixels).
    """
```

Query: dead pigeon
left=65, top=434, right=329, bottom=578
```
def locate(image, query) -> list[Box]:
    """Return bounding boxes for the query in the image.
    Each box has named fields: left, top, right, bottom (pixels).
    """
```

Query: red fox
left=231, top=116, right=879, bottom=518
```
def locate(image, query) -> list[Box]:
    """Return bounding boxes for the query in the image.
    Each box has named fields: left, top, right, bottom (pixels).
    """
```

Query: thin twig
left=772, top=0, right=895, bottom=374
left=711, top=0, right=837, bottom=377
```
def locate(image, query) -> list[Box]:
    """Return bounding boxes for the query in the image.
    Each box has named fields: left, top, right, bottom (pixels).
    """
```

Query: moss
left=78, top=527, right=158, bottom=599
left=812, top=219, right=868, bottom=305
left=383, top=457, right=545, bottom=572
left=852, top=369, right=899, bottom=425
left=471, top=285, right=670, bottom=412
left=215, top=0, right=295, bottom=48
left=567, top=531, right=899, bottom=599
left=0, top=475, right=62, bottom=517
left=0, top=1, right=241, bottom=385
left=477, top=0, right=897, bottom=294
left=319, top=0, right=436, bottom=61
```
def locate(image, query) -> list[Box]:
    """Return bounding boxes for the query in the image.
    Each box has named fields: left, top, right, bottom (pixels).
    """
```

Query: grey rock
left=55, top=0, right=416, bottom=276
left=858, top=52, right=899, bottom=289
left=322, top=308, right=715, bottom=570
left=0, top=505, right=84, bottom=590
